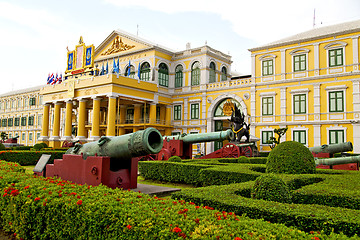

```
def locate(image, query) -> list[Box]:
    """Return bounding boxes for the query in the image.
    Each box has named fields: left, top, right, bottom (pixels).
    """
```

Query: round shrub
left=237, top=156, right=250, bottom=163
left=0, top=143, right=5, bottom=151
left=251, top=174, right=291, bottom=203
left=168, top=156, right=182, bottom=162
left=33, top=143, right=44, bottom=151
left=266, top=141, right=315, bottom=174
left=40, top=142, right=48, bottom=148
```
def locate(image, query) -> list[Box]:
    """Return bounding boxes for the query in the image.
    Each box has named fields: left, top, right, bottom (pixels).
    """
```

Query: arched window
left=191, top=61, right=200, bottom=86
left=214, top=98, right=241, bottom=117
left=209, top=62, right=216, bottom=83
left=125, top=65, right=135, bottom=78
left=175, top=65, right=183, bottom=88
left=221, top=67, right=227, bottom=81
left=158, top=63, right=169, bottom=87
left=140, top=62, right=150, bottom=81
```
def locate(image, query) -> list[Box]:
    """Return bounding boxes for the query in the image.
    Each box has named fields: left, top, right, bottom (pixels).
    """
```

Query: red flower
left=34, top=197, right=40, bottom=201
left=312, top=237, right=320, bottom=240
left=126, top=225, right=132, bottom=230
left=24, top=186, right=29, bottom=190
left=76, top=200, right=82, bottom=205
left=234, top=237, right=243, bottom=240
left=178, top=209, right=188, bottom=214
left=77, top=195, right=81, bottom=199
left=194, top=218, right=200, bottom=224
left=172, top=227, right=182, bottom=233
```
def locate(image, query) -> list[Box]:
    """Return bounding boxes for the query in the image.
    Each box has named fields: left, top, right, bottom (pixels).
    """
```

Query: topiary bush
left=237, top=156, right=250, bottom=163
left=0, top=143, right=5, bottom=151
left=266, top=141, right=315, bottom=174
left=33, top=143, right=44, bottom=151
left=168, top=156, right=182, bottom=162
left=40, top=142, right=48, bottom=148
left=251, top=174, right=291, bottom=203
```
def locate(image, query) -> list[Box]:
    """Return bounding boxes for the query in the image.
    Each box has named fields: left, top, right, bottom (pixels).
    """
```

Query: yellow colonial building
left=0, top=19, right=359, bottom=154
left=249, top=19, right=360, bottom=152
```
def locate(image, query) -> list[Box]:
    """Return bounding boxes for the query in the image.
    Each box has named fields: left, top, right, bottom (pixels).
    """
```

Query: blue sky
left=0, top=0, right=359, bottom=94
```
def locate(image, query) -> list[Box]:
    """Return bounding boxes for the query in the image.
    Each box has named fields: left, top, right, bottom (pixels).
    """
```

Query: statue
left=229, top=105, right=250, bottom=143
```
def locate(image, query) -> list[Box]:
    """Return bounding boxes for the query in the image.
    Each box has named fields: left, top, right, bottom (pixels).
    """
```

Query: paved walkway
left=131, top=184, right=181, bottom=197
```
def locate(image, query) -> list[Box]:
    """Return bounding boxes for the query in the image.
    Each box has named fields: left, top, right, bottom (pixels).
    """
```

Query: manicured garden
left=0, top=141, right=359, bottom=239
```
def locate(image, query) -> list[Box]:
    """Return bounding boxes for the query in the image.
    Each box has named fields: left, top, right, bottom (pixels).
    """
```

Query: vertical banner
left=76, top=45, right=84, bottom=69
left=85, top=45, right=95, bottom=68
left=67, top=51, right=74, bottom=71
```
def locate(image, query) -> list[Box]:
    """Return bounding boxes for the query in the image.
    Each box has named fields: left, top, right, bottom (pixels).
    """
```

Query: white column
left=313, top=124, right=321, bottom=147
left=313, top=83, right=321, bottom=121
left=280, top=87, right=287, bottom=122
left=281, top=49, right=286, bottom=79
left=313, top=43, right=320, bottom=76
left=352, top=36, right=359, bottom=72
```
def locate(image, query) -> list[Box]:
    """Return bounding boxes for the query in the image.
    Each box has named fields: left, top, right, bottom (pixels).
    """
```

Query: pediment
left=95, top=30, right=154, bottom=58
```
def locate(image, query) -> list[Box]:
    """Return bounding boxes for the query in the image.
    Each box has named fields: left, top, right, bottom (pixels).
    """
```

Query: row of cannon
left=34, top=128, right=359, bottom=189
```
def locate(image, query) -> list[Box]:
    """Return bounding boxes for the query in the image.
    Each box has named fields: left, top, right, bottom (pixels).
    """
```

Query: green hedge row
left=0, top=161, right=349, bottom=240
left=139, top=160, right=265, bottom=186
left=0, top=151, right=65, bottom=166
left=172, top=171, right=360, bottom=237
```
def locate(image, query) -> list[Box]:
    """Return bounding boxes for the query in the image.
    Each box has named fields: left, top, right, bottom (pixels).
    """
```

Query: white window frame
left=259, top=54, right=276, bottom=81
left=327, top=125, right=347, bottom=145
left=290, top=88, right=309, bottom=121
left=289, top=48, right=310, bottom=77
left=325, top=85, right=347, bottom=120
left=324, top=41, right=347, bottom=74
left=291, top=126, right=309, bottom=147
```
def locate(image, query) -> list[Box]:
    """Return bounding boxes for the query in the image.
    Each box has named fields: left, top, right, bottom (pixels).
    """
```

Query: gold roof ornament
left=79, top=36, right=84, bottom=44
left=101, top=36, right=135, bottom=56
left=223, top=99, right=235, bottom=116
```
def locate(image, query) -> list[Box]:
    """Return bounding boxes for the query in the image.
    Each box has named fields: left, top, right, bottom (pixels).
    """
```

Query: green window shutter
left=174, top=105, right=181, bottom=120
left=191, top=103, right=199, bottom=119
left=293, top=130, right=306, bottom=144
left=262, top=97, right=273, bottom=116
left=293, top=94, right=306, bottom=114
left=329, top=48, right=343, bottom=67
left=175, top=65, right=183, bottom=88
left=262, top=60, right=273, bottom=76
left=329, top=91, right=344, bottom=112
left=329, top=130, right=344, bottom=144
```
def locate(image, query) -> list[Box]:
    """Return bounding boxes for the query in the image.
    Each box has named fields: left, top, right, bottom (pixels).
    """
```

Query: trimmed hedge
left=172, top=171, right=360, bottom=237
left=0, top=151, right=65, bottom=166
left=139, top=161, right=264, bottom=186
left=0, top=161, right=345, bottom=240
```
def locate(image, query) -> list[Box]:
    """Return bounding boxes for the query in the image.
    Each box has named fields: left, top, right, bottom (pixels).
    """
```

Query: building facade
left=249, top=20, right=360, bottom=152
left=0, top=86, right=43, bottom=146
left=0, top=20, right=359, bottom=154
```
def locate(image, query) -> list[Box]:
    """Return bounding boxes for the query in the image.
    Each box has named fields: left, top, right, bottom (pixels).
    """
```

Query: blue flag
left=137, top=62, right=141, bottom=80
left=128, top=60, right=131, bottom=76
left=100, top=63, right=104, bottom=75
left=47, top=73, right=50, bottom=84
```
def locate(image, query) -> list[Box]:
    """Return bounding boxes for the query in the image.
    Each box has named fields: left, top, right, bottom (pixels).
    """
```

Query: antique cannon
left=154, top=129, right=234, bottom=160
left=309, top=142, right=353, bottom=158
left=34, top=128, right=163, bottom=189
left=315, top=155, right=360, bottom=171
left=200, top=142, right=258, bottom=159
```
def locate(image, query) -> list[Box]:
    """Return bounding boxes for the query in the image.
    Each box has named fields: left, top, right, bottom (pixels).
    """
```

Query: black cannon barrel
left=315, top=155, right=360, bottom=166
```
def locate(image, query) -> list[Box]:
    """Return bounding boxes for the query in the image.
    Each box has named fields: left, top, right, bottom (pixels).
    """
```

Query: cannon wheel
left=138, top=154, right=156, bottom=161
left=221, top=143, right=240, bottom=158
left=240, top=146, right=253, bottom=157
left=157, top=149, right=172, bottom=161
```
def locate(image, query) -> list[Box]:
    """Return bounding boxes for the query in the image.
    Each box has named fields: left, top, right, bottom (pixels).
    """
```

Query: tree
left=267, top=127, right=288, bottom=149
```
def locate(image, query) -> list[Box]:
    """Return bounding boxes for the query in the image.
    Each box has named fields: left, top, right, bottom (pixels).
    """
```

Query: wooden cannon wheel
left=221, top=143, right=241, bottom=158
left=138, top=154, right=157, bottom=161
left=240, top=145, right=253, bottom=157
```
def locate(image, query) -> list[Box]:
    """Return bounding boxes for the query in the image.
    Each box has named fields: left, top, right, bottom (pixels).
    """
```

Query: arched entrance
left=206, top=94, right=248, bottom=154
